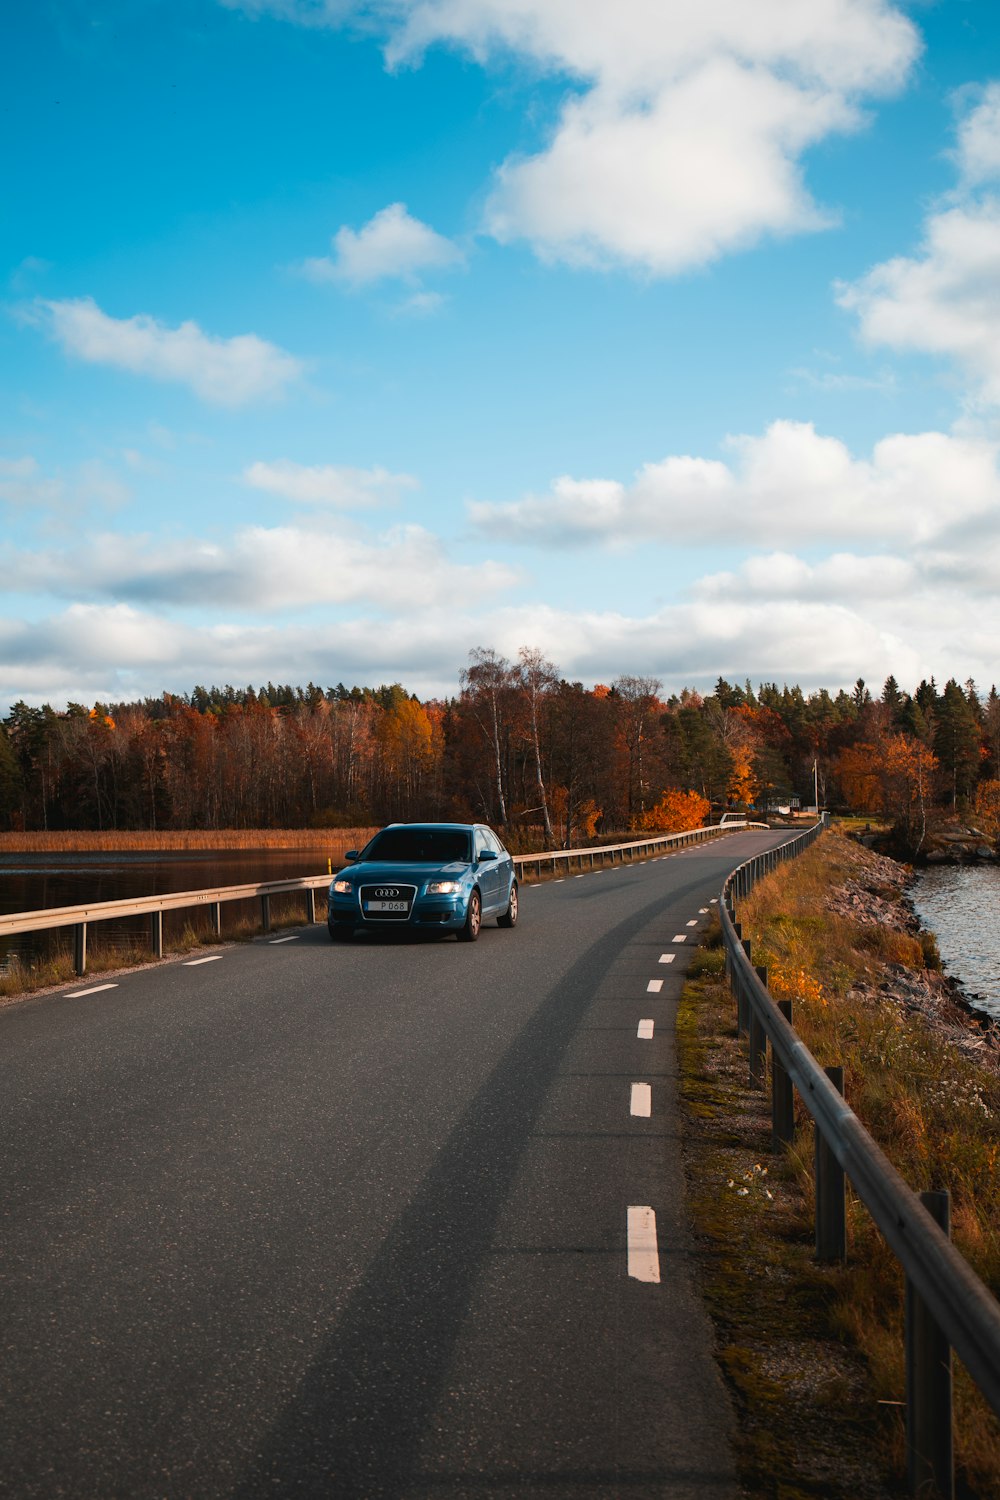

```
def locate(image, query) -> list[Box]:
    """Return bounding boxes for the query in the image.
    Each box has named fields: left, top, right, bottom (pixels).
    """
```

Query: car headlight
left=426, top=880, right=459, bottom=894
left=332, top=878, right=353, bottom=894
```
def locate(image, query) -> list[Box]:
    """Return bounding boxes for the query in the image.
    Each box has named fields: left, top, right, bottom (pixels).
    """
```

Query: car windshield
left=363, top=828, right=472, bottom=864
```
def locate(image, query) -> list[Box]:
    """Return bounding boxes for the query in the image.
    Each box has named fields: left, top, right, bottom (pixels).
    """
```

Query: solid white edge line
left=627, top=1205, right=661, bottom=1283
left=184, top=955, right=223, bottom=966
left=65, top=983, right=118, bottom=998
left=637, top=1019, right=655, bottom=1039
left=630, top=1082, right=652, bottom=1117
left=659, top=953, right=675, bottom=963
left=646, top=978, right=663, bottom=993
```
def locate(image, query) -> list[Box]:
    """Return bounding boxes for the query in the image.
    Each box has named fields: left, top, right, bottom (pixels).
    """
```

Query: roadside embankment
left=679, top=827, right=1000, bottom=1498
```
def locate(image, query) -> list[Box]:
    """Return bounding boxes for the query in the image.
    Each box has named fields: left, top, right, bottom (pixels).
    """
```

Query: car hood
left=337, top=860, right=471, bottom=879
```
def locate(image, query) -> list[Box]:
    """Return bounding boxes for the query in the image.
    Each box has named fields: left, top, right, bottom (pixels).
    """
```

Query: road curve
left=1, top=829, right=789, bottom=1499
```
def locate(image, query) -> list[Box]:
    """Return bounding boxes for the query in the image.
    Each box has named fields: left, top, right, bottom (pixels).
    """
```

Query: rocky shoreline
left=826, top=844, right=1000, bottom=1072
left=855, top=823, right=998, bottom=864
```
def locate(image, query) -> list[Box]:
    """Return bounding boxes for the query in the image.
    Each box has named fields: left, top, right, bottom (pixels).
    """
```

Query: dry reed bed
left=737, top=828, right=1000, bottom=1487
left=0, top=828, right=378, bottom=853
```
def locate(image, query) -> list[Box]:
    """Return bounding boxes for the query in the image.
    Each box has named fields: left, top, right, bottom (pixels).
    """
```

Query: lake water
left=910, top=865, right=1000, bottom=1022
left=0, top=849, right=335, bottom=968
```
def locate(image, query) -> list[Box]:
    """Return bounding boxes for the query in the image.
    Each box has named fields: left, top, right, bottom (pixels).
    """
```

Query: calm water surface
left=910, top=865, right=1000, bottom=1021
left=0, top=849, right=334, bottom=968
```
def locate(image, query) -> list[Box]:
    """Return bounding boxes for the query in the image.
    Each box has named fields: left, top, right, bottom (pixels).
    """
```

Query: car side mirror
left=344, top=850, right=359, bottom=862
left=477, top=849, right=497, bottom=862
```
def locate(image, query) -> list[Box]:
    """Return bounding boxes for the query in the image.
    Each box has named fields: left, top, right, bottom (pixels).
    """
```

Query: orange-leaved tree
left=836, top=733, right=938, bottom=852
left=640, top=787, right=710, bottom=833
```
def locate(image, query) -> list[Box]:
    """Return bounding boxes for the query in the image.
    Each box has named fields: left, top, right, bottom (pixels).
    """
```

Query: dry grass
left=0, top=828, right=377, bottom=854
left=725, top=828, right=1000, bottom=1494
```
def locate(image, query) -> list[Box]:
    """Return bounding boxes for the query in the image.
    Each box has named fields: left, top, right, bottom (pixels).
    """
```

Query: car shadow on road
left=232, top=888, right=699, bottom=1499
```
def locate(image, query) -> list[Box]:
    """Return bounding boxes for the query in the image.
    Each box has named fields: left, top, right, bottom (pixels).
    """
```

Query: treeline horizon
left=2, top=648, right=998, bottom=852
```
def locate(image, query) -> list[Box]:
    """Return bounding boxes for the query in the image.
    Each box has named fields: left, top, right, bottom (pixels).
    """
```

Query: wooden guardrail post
left=149, top=910, right=163, bottom=959
left=211, top=901, right=221, bottom=937
left=73, top=922, right=87, bottom=977
left=260, top=894, right=271, bottom=932
left=306, top=888, right=316, bottom=924
left=749, top=966, right=767, bottom=1087
left=906, top=1190, right=954, bottom=1500
left=771, top=999, right=795, bottom=1149
left=815, top=1065, right=846, bottom=1262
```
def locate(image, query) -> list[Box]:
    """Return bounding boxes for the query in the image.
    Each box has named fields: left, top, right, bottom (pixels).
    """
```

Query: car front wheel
left=497, top=881, right=518, bottom=928
left=458, top=889, right=481, bottom=942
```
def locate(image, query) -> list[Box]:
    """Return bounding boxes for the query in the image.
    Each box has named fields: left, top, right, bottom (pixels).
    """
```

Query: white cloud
left=838, top=84, right=1000, bottom=406
left=243, top=459, right=419, bottom=508
left=392, top=1, right=917, bottom=274
left=0, top=454, right=131, bottom=515
left=469, top=420, right=1000, bottom=549
left=1, top=584, right=974, bottom=715
left=953, top=81, right=1000, bottom=186
left=300, top=203, right=464, bottom=287
left=693, top=551, right=916, bottom=602
left=838, top=202, right=1000, bottom=405
left=227, top=0, right=918, bottom=276
left=0, top=523, right=519, bottom=612
left=29, top=297, right=303, bottom=407
left=484, top=60, right=850, bottom=273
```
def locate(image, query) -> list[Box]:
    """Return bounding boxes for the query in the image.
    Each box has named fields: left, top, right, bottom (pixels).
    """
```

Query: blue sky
left=4, top=0, right=1000, bottom=710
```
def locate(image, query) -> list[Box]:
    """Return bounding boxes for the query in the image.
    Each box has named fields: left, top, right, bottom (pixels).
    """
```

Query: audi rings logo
left=375, top=887, right=399, bottom=898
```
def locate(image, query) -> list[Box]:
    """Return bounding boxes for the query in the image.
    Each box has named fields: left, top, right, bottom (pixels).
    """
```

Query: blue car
left=327, top=822, right=518, bottom=942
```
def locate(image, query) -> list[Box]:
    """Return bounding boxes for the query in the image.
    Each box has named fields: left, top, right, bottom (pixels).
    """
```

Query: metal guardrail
left=511, top=820, right=768, bottom=879
left=0, top=821, right=766, bottom=977
left=720, top=818, right=1000, bottom=1498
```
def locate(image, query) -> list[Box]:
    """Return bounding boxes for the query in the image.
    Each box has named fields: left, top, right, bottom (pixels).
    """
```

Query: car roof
left=382, top=821, right=481, bottom=831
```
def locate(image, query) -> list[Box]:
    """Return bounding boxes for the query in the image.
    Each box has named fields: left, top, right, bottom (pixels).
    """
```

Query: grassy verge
left=679, top=830, right=1000, bottom=1498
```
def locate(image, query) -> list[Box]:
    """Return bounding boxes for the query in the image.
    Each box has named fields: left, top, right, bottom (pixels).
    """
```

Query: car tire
left=457, top=889, right=481, bottom=942
left=497, top=881, right=518, bottom=928
left=328, top=922, right=351, bottom=942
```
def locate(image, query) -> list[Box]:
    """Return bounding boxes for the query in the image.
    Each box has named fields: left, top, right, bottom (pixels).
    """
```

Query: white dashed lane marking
left=686, top=919, right=698, bottom=927
left=630, top=1083, right=652, bottom=1117
left=184, top=955, right=223, bottom=966
left=659, top=953, right=675, bottom=964
left=672, top=935, right=687, bottom=943
left=269, top=936, right=299, bottom=945
left=64, top=983, right=118, bottom=998
left=646, top=979, right=663, bottom=993
left=637, top=1019, right=654, bottom=1039
left=627, top=1206, right=661, bottom=1283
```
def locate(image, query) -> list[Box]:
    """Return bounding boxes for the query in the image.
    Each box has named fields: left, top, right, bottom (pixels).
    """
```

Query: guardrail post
left=736, top=938, right=752, bottom=1036
left=306, top=888, right=316, bottom=924
left=906, top=1190, right=954, bottom=1500
left=749, top=966, right=767, bottom=1087
left=815, top=1065, right=847, bottom=1262
left=771, top=999, right=795, bottom=1149
left=260, top=894, right=271, bottom=932
left=73, top=922, right=87, bottom=976
left=149, top=910, right=163, bottom=959
left=211, top=901, right=221, bottom=936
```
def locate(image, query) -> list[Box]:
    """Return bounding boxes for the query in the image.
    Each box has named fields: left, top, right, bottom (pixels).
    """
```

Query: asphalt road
left=1, top=829, right=790, bottom=1499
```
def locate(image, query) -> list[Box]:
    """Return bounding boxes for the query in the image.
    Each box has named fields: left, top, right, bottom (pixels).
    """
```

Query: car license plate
left=365, top=900, right=408, bottom=912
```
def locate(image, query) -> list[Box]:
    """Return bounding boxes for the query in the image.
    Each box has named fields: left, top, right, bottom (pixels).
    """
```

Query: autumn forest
left=2, top=648, right=999, bottom=855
